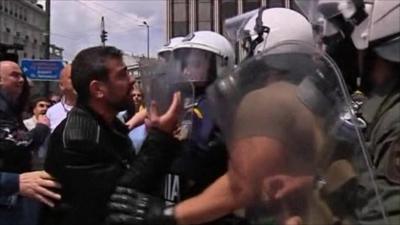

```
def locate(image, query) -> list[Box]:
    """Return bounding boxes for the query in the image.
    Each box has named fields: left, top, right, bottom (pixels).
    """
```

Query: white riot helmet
left=157, top=36, right=184, bottom=61
left=224, top=7, right=314, bottom=57
left=297, top=0, right=400, bottom=62
left=173, top=31, right=235, bottom=83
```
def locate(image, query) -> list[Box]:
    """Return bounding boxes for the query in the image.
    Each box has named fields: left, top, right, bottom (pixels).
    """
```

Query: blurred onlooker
left=46, top=65, right=76, bottom=132
left=0, top=61, right=60, bottom=225
left=23, top=97, right=51, bottom=131
left=125, top=84, right=146, bottom=130
left=126, top=85, right=147, bottom=152
left=132, top=84, right=145, bottom=112
left=48, top=92, right=61, bottom=106
left=23, top=97, right=51, bottom=170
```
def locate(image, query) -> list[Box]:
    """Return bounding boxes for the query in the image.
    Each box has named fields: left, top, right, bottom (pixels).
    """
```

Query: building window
left=243, top=0, right=261, bottom=12
left=14, top=5, right=17, bottom=17
left=267, top=0, right=285, bottom=8
left=9, top=2, right=13, bottom=15
left=219, top=0, right=237, bottom=34
left=196, top=0, right=214, bottom=31
left=172, top=0, right=189, bottom=36
left=19, top=7, right=23, bottom=19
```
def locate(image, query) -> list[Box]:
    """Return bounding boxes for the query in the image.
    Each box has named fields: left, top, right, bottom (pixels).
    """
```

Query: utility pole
left=45, top=0, right=50, bottom=60
left=100, top=16, right=108, bottom=46
left=143, top=21, right=149, bottom=58
left=44, top=0, right=51, bottom=95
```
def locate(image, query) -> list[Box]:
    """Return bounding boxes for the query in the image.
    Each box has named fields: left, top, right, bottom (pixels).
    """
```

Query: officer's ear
left=89, top=80, right=107, bottom=99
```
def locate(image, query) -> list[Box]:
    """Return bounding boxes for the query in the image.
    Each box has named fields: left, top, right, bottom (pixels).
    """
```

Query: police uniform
left=358, top=77, right=400, bottom=225
left=162, top=96, right=228, bottom=204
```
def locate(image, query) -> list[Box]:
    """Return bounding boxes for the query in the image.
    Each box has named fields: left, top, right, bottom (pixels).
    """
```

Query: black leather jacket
left=0, top=92, right=49, bottom=173
left=39, top=105, right=179, bottom=225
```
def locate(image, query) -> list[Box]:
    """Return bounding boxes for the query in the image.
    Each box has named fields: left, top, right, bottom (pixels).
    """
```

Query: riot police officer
left=106, top=8, right=351, bottom=225
left=296, top=0, right=400, bottom=224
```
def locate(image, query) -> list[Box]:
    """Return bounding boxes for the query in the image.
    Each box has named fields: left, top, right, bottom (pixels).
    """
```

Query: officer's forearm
left=174, top=174, right=241, bottom=225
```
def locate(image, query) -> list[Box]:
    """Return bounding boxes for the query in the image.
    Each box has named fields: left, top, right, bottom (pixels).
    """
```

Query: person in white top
left=46, top=64, right=76, bottom=132
left=23, top=97, right=51, bottom=131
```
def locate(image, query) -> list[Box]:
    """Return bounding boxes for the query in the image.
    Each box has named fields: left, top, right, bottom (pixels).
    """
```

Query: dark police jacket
left=162, top=97, right=227, bottom=204
left=39, top=105, right=179, bottom=225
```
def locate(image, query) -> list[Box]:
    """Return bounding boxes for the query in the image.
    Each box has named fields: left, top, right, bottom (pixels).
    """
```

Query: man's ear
left=89, top=80, right=107, bottom=99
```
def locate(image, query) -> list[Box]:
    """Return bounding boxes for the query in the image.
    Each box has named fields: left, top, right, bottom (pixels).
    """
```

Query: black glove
left=107, top=186, right=176, bottom=225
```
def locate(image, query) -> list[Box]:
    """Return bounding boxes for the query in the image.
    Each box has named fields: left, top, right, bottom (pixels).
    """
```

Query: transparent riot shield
left=206, top=41, right=388, bottom=225
left=141, top=59, right=195, bottom=140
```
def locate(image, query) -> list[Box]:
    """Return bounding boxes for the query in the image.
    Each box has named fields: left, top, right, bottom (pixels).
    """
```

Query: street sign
left=21, top=59, right=64, bottom=81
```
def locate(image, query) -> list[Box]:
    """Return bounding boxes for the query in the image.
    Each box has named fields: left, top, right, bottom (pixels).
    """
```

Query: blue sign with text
left=21, top=59, right=64, bottom=81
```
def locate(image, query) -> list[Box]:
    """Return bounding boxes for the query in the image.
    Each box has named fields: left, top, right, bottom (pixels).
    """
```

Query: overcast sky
left=39, top=0, right=166, bottom=61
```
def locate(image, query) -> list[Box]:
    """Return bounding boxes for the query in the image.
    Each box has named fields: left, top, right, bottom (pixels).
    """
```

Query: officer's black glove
left=107, top=186, right=176, bottom=225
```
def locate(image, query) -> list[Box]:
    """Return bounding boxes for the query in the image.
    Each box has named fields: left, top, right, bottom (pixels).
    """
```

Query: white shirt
left=46, top=97, right=73, bottom=132
left=23, top=116, right=37, bottom=131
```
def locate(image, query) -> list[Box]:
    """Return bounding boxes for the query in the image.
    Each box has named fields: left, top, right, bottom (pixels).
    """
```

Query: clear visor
left=140, top=59, right=195, bottom=123
left=207, top=41, right=388, bottom=224
left=223, top=9, right=259, bottom=44
left=296, top=0, right=342, bottom=22
left=173, top=48, right=216, bottom=84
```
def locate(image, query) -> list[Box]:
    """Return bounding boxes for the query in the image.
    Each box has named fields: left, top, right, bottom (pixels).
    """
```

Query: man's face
left=182, top=49, right=211, bottom=83
left=132, top=89, right=143, bottom=108
left=0, top=61, right=24, bottom=100
left=103, top=58, right=134, bottom=111
left=33, top=100, right=50, bottom=117
left=59, top=65, right=75, bottom=96
left=49, top=95, right=61, bottom=105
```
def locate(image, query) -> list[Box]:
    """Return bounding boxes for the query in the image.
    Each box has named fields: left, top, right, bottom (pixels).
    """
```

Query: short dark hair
left=29, top=97, right=50, bottom=112
left=71, top=46, right=123, bottom=104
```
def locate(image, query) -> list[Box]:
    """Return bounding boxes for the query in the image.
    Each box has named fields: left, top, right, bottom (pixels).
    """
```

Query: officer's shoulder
left=63, top=107, right=100, bottom=147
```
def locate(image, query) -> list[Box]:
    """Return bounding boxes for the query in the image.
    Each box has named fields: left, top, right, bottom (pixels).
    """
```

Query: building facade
left=0, top=0, right=48, bottom=62
left=166, top=0, right=301, bottom=61
left=49, top=44, right=64, bottom=60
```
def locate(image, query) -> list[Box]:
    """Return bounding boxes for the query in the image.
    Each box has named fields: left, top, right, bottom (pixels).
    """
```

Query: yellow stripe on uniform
left=193, top=108, right=203, bottom=119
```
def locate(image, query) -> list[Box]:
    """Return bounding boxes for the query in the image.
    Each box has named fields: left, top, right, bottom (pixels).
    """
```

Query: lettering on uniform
left=164, top=173, right=180, bottom=204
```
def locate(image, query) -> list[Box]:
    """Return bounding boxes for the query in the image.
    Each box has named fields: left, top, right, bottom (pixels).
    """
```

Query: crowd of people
left=0, top=1, right=399, bottom=225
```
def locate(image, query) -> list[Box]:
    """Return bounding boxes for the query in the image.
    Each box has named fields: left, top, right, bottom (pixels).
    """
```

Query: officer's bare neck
left=88, top=99, right=118, bottom=127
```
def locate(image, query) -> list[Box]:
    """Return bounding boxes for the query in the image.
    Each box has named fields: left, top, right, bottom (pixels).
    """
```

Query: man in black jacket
left=1, top=61, right=60, bottom=225
left=39, top=46, right=181, bottom=225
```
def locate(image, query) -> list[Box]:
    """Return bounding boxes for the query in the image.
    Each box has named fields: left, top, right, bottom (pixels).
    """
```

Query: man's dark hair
left=71, top=46, right=123, bottom=104
left=29, top=97, right=50, bottom=112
